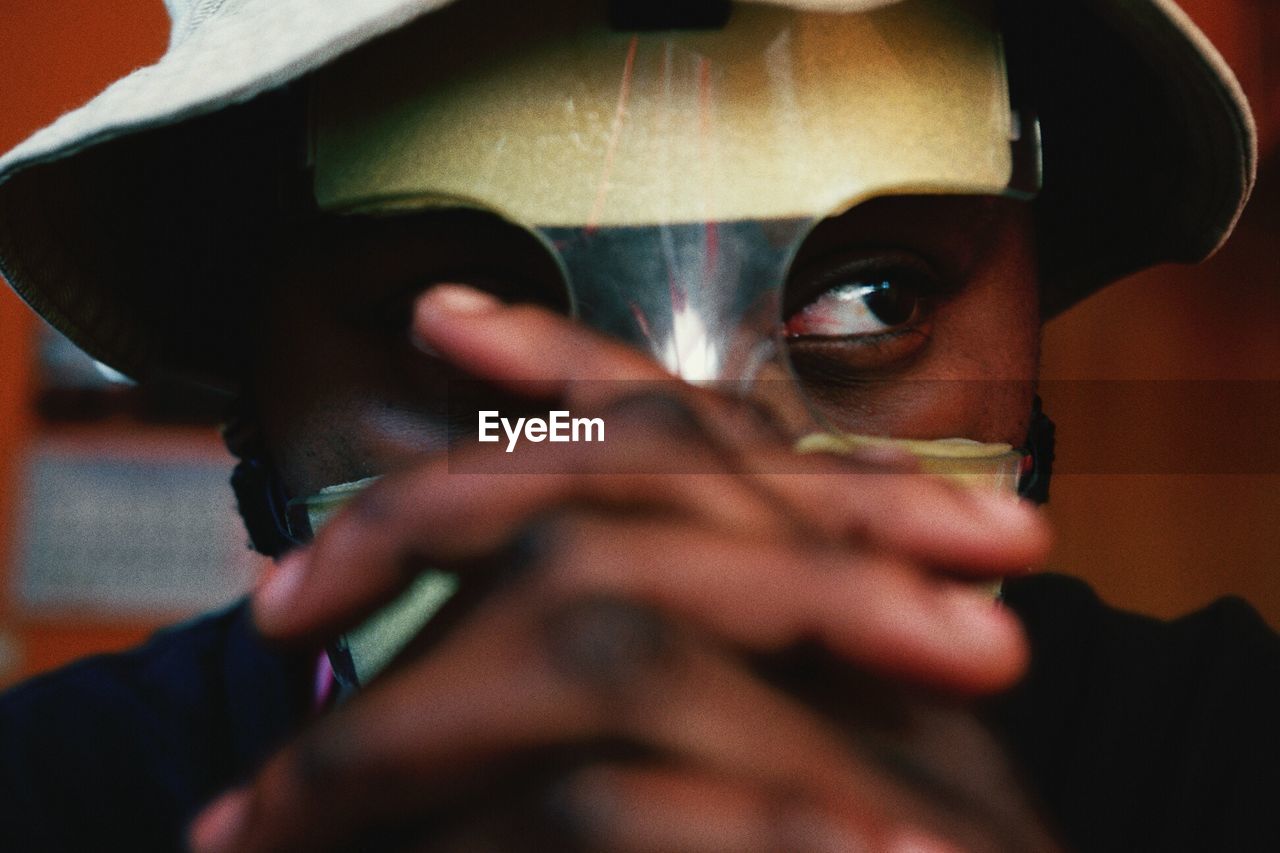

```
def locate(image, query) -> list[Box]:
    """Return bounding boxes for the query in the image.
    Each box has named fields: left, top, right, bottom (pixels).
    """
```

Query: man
left=0, top=0, right=1276, bottom=851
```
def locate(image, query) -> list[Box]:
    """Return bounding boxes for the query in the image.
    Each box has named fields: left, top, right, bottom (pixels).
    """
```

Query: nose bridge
left=537, top=218, right=811, bottom=382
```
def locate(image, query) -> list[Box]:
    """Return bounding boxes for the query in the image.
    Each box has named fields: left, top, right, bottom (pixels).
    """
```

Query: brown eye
left=783, top=256, right=946, bottom=392
left=784, top=261, right=938, bottom=340
left=785, top=279, right=924, bottom=338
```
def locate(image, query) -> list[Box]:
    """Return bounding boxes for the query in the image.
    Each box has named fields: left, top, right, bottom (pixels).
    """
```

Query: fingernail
left=421, top=284, right=501, bottom=317
left=888, top=828, right=963, bottom=853
left=255, top=549, right=308, bottom=620
left=189, top=789, right=249, bottom=853
left=411, top=286, right=502, bottom=354
left=545, top=767, right=621, bottom=840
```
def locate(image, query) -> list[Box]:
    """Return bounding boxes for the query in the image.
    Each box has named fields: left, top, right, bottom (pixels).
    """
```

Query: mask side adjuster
left=1017, top=395, right=1055, bottom=505
left=225, top=396, right=305, bottom=558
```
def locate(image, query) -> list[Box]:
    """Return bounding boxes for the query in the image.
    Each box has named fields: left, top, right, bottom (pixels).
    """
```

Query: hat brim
left=0, top=0, right=1256, bottom=390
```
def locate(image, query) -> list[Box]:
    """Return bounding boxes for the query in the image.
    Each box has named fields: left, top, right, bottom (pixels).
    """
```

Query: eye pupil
left=783, top=260, right=936, bottom=340
left=862, top=281, right=917, bottom=326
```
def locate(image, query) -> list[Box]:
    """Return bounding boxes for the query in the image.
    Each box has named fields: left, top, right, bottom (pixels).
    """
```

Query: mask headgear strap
left=1017, top=395, right=1055, bottom=504
left=224, top=395, right=301, bottom=557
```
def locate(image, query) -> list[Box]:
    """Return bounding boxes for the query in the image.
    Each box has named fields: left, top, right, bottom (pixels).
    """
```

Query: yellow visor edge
left=313, top=0, right=1014, bottom=228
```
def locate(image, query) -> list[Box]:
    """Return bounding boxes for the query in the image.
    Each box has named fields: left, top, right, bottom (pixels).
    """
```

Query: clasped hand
left=191, top=285, right=1056, bottom=853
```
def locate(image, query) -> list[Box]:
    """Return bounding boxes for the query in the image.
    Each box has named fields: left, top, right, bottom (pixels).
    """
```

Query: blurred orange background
left=1037, top=1, right=1280, bottom=633
left=1, top=0, right=1277, bottom=687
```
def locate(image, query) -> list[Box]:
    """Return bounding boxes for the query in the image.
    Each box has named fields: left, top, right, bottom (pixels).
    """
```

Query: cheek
left=811, top=377, right=1035, bottom=448
left=250, top=298, right=453, bottom=498
left=919, top=226, right=1040, bottom=445
left=804, top=216, right=1040, bottom=445
left=927, top=216, right=1040, bottom=444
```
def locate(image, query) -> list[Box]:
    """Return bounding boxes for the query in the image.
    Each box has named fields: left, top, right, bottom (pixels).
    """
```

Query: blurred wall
left=0, top=0, right=180, bottom=684
left=1041, top=0, right=1280, bottom=628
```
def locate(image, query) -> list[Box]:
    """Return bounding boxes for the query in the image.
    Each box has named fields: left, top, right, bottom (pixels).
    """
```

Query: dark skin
left=190, top=195, right=1056, bottom=852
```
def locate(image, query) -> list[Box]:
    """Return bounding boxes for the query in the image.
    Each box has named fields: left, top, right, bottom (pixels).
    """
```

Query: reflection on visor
left=541, top=219, right=807, bottom=383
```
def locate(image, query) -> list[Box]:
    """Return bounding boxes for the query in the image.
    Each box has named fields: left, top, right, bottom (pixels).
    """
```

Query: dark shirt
left=0, top=604, right=310, bottom=851
left=995, top=575, right=1280, bottom=851
left=0, top=574, right=1276, bottom=851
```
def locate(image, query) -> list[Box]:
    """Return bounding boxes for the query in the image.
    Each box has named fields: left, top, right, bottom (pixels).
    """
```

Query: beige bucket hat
left=0, top=0, right=1256, bottom=392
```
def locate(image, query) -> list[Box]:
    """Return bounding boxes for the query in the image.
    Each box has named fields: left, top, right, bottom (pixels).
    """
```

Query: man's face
left=252, top=193, right=1041, bottom=500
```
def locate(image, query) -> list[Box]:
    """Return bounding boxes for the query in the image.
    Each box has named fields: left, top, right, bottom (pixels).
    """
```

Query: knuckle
left=528, top=515, right=641, bottom=598
left=600, top=388, right=711, bottom=440
left=289, top=724, right=360, bottom=794
left=543, top=598, right=682, bottom=695
left=732, top=395, right=792, bottom=442
left=541, top=765, right=620, bottom=843
left=285, top=715, right=400, bottom=805
left=508, top=511, right=589, bottom=582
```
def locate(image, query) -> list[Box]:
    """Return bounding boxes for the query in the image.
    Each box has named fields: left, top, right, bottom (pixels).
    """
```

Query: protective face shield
left=300, top=0, right=1042, bottom=691
left=314, top=0, right=1038, bottom=414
